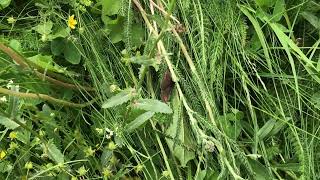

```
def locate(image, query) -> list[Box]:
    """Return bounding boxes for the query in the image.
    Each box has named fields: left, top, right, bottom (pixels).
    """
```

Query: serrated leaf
left=134, top=99, right=172, bottom=114
left=126, top=111, right=155, bottom=133
left=33, top=21, right=53, bottom=35
left=165, top=92, right=195, bottom=167
left=272, top=0, right=285, bottom=22
left=63, top=41, right=81, bottom=64
left=46, top=139, right=64, bottom=164
left=0, top=115, right=19, bottom=129
left=102, top=88, right=136, bottom=108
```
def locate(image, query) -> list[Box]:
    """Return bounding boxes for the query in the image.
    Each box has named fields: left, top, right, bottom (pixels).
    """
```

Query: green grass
left=1, top=0, right=320, bottom=179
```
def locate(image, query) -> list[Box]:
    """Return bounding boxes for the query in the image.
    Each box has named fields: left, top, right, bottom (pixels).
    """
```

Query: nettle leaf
left=0, top=0, right=11, bottom=10
left=126, top=111, right=155, bottom=133
left=133, top=99, right=172, bottom=114
left=0, top=115, right=19, bottom=129
left=166, top=92, right=195, bottom=167
left=272, top=0, right=285, bottom=22
left=63, top=40, right=81, bottom=64
left=102, top=88, right=136, bottom=108
left=33, top=21, right=53, bottom=35
left=46, top=139, right=64, bottom=164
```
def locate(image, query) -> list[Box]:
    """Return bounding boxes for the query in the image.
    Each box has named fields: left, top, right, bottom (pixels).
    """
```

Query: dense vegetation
left=1, top=0, right=320, bottom=179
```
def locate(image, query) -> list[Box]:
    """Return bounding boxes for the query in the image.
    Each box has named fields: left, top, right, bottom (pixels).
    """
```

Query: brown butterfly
left=161, top=69, right=174, bottom=103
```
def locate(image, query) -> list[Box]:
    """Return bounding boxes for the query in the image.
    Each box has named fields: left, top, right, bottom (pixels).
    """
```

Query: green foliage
left=1, top=0, right=320, bottom=179
left=102, top=88, right=136, bottom=108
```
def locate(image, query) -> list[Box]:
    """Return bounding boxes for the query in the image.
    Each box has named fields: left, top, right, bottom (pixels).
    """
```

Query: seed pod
left=161, top=70, right=174, bottom=102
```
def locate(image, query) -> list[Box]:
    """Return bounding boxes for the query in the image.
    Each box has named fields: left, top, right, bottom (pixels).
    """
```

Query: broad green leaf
left=0, top=115, right=19, bottom=129
left=48, top=27, right=70, bottom=40
left=28, top=54, right=68, bottom=74
left=126, top=111, right=155, bottom=133
left=51, top=38, right=65, bottom=56
left=257, top=119, right=276, bottom=140
left=248, top=159, right=272, bottom=179
left=46, top=139, right=64, bottom=163
left=9, top=39, right=22, bottom=52
left=255, top=0, right=275, bottom=7
left=101, top=0, right=122, bottom=16
left=165, top=92, right=195, bottom=167
left=272, top=0, right=285, bottom=22
left=134, top=99, right=172, bottom=114
left=130, top=24, right=145, bottom=48
left=33, top=21, right=53, bottom=35
left=0, top=0, right=11, bottom=10
left=102, top=88, right=136, bottom=108
left=63, top=41, right=81, bottom=64
left=103, top=16, right=125, bottom=43
left=301, top=11, right=320, bottom=29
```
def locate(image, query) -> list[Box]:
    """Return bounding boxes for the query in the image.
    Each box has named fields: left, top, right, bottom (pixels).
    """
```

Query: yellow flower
left=0, top=150, right=6, bottom=160
left=9, top=131, right=17, bottom=140
left=67, top=15, right=77, bottom=29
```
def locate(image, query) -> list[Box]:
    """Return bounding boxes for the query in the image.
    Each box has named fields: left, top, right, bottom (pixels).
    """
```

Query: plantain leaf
left=102, top=88, right=136, bottom=108
left=133, top=99, right=172, bottom=114
left=126, top=111, right=155, bottom=133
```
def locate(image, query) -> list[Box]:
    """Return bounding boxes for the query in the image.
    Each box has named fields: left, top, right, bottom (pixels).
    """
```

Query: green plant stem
left=0, top=43, right=95, bottom=92
left=0, top=87, right=95, bottom=108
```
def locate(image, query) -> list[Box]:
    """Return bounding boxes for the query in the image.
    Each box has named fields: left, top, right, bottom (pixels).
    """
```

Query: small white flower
left=6, top=80, right=13, bottom=89
left=105, top=128, right=114, bottom=139
left=0, top=96, right=7, bottom=103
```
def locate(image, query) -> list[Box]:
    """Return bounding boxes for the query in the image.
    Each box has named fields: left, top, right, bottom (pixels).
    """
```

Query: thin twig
left=0, top=87, right=95, bottom=108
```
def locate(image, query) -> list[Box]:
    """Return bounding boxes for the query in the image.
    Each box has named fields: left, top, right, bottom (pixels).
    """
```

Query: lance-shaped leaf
left=102, top=88, right=136, bottom=108
left=133, top=99, right=172, bottom=114
left=126, top=111, right=155, bottom=133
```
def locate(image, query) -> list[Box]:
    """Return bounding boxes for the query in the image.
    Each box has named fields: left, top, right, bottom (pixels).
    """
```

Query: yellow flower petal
left=0, top=150, right=6, bottom=160
left=68, top=15, right=77, bottom=29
